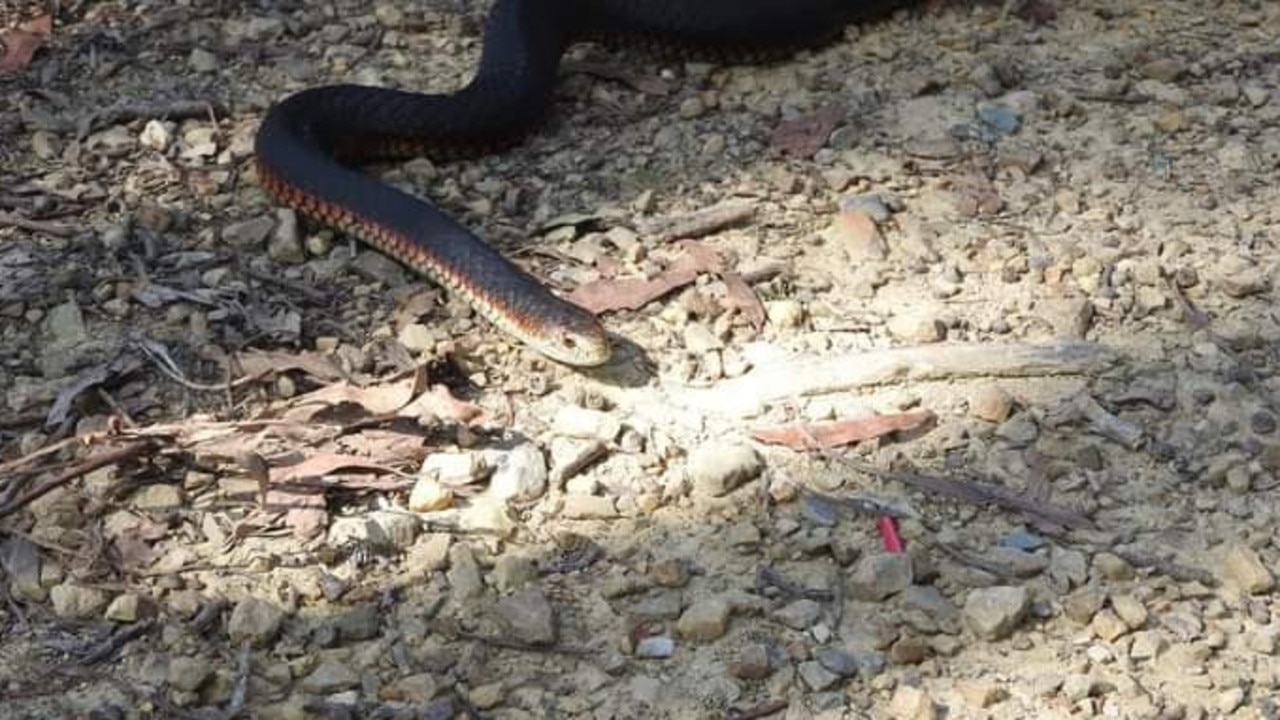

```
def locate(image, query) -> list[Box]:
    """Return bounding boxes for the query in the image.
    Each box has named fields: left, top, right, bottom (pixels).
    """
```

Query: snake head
left=543, top=315, right=612, bottom=367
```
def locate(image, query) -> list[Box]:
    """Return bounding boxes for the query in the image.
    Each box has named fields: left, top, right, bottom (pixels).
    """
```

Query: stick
left=77, top=620, right=156, bottom=666
left=727, top=699, right=788, bottom=720
left=638, top=199, right=756, bottom=243
left=839, top=458, right=1094, bottom=532
left=0, top=441, right=157, bottom=519
left=77, top=100, right=229, bottom=137
left=224, top=641, right=252, bottom=719
left=676, top=340, right=1118, bottom=416
left=0, top=211, right=77, bottom=238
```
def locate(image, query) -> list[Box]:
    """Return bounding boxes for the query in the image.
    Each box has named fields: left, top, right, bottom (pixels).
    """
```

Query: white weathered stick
left=673, top=341, right=1117, bottom=416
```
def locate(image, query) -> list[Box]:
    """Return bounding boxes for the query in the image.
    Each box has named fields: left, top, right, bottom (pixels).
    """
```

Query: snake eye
left=562, top=333, right=578, bottom=350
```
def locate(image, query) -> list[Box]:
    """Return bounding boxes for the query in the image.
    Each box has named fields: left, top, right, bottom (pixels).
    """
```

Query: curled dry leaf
left=397, top=384, right=484, bottom=424
left=235, top=349, right=344, bottom=383
left=752, top=410, right=935, bottom=449
left=283, top=375, right=419, bottom=421
left=568, top=240, right=724, bottom=314
left=0, top=15, right=53, bottom=74
left=721, top=272, right=767, bottom=330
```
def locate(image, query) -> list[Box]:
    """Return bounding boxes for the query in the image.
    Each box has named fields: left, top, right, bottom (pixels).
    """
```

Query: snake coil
left=255, top=0, right=909, bottom=366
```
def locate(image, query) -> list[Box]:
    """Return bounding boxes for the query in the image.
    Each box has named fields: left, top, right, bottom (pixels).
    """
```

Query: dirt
left=2, top=1, right=1280, bottom=718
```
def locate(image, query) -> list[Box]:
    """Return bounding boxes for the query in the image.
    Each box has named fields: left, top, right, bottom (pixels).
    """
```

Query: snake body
left=254, top=0, right=910, bottom=366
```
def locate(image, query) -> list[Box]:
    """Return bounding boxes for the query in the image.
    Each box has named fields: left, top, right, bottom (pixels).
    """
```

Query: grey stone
left=815, top=647, right=859, bottom=678
left=549, top=437, right=608, bottom=484
left=267, top=208, right=304, bottom=263
left=798, top=660, right=842, bottom=691
left=351, top=250, right=406, bottom=285
left=104, top=593, right=141, bottom=622
left=407, top=533, right=451, bottom=572
left=963, top=585, right=1030, bottom=640
left=299, top=660, right=360, bottom=694
left=50, top=583, right=108, bottom=619
left=168, top=656, right=213, bottom=692
left=228, top=598, right=287, bottom=647
left=492, top=553, right=537, bottom=592
left=488, top=444, right=547, bottom=501
left=559, top=494, right=618, bottom=519
left=447, top=544, right=485, bottom=600
left=687, top=442, right=764, bottom=497
left=222, top=216, right=274, bottom=248
left=331, top=604, right=381, bottom=642
left=848, top=552, right=913, bottom=601
left=552, top=406, right=622, bottom=442
left=1218, top=542, right=1275, bottom=594
left=495, top=587, right=557, bottom=646
left=676, top=597, right=732, bottom=642
left=772, top=599, right=822, bottom=630
left=130, top=484, right=184, bottom=510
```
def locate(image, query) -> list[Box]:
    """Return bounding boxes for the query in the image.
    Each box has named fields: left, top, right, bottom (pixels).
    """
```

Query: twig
left=755, top=565, right=833, bottom=602
left=838, top=458, right=1094, bottom=532
left=727, top=699, right=788, bottom=720
left=0, top=440, right=158, bottom=519
left=638, top=199, right=756, bottom=243
left=77, top=620, right=156, bottom=666
left=1109, top=547, right=1217, bottom=587
left=77, top=100, right=229, bottom=138
left=676, top=340, right=1118, bottom=416
left=455, top=631, right=590, bottom=657
left=135, top=339, right=240, bottom=392
left=241, top=265, right=330, bottom=304
left=931, top=542, right=1020, bottom=580
left=1074, top=91, right=1152, bottom=105
left=223, top=641, right=251, bottom=719
left=0, top=210, right=77, bottom=238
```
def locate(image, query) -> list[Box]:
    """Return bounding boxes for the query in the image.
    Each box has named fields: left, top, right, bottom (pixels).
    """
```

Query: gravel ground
left=2, top=1, right=1280, bottom=718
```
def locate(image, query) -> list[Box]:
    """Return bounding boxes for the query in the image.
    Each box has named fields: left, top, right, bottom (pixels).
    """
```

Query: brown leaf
left=236, top=349, right=344, bottom=383
left=337, top=429, right=430, bottom=465
left=284, top=375, right=418, bottom=421
left=770, top=105, right=844, bottom=158
left=0, top=15, right=52, bottom=74
left=822, top=207, right=887, bottom=262
left=397, top=384, right=484, bottom=424
left=264, top=486, right=328, bottom=540
left=721, top=272, right=767, bottom=330
left=270, top=451, right=406, bottom=484
left=752, top=410, right=935, bottom=449
left=568, top=241, right=723, bottom=314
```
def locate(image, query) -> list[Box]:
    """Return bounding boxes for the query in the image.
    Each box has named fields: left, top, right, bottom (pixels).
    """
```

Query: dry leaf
left=721, top=272, right=766, bottom=330
left=752, top=410, right=934, bottom=449
left=264, top=487, right=328, bottom=540
left=337, top=429, right=430, bottom=465
left=397, top=384, right=484, bottom=424
left=568, top=241, right=723, bottom=314
left=236, top=349, right=344, bottom=382
left=0, top=15, right=52, bottom=74
left=270, top=451, right=405, bottom=484
left=770, top=104, right=844, bottom=158
left=284, top=375, right=418, bottom=421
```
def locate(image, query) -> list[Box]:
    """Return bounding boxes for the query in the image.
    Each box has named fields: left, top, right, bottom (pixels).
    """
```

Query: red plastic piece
left=877, top=516, right=904, bottom=553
